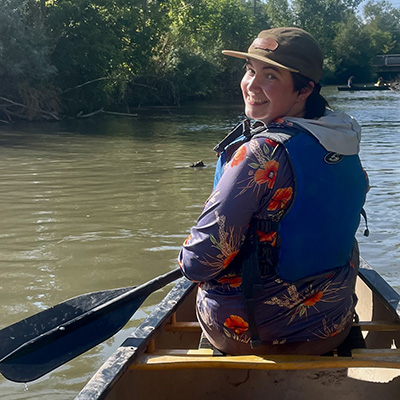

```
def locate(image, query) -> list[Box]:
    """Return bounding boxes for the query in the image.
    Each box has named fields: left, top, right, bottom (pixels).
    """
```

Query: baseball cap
left=222, top=27, right=323, bottom=83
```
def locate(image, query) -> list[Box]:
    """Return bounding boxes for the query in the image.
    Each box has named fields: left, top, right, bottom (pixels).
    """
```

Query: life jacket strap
left=240, top=220, right=263, bottom=348
left=255, top=219, right=281, bottom=276
left=213, top=119, right=251, bottom=153
left=361, top=208, right=370, bottom=237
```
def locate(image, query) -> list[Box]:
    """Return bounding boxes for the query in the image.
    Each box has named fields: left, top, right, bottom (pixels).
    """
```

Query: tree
left=126, top=0, right=255, bottom=106
left=1, top=0, right=399, bottom=121
left=363, top=0, right=400, bottom=54
left=290, top=0, right=362, bottom=64
left=264, top=0, right=294, bottom=28
left=46, top=0, right=165, bottom=114
left=0, top=0, right=58, bottom=121
left=331, top=13, right=376, bottom=82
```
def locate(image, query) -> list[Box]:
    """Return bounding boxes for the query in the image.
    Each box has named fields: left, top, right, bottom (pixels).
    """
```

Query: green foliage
left=264, top=0, right=294, bottom=28
left=0, top=0, right=59, bottom=121
left=0, top=0, right=55, bottom=84
left=289, top=0, right=362, bottom=62
left=262, top=0, right=399, bottom=84
left=0, top=0, right=399, bottom=120
left=330, top=14, right=374, bottom=82
left=46, top=0, right=164, bottom=114
left=363, top=1, right=400, bottom=53
left=125, top=0, right=255, bottom=106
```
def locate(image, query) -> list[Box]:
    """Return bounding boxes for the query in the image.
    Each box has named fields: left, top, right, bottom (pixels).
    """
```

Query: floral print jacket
left=178, top=118, right=362, bottom=352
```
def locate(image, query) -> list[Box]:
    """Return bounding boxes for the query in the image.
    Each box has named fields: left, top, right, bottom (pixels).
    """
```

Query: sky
left=388, top=0, right=400, bottom=7
left=282, top=0, right=400, bottom=9
left=360, top=0, right=400, bottom=8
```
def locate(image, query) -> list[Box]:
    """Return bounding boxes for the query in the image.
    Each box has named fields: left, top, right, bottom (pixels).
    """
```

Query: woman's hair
left=291, top=72, right=329, bottom=119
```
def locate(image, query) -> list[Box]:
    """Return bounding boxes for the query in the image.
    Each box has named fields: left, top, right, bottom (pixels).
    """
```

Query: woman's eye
left=246, top=67, right=255, bottom=75
left=265, top=73, right=276, bottom=80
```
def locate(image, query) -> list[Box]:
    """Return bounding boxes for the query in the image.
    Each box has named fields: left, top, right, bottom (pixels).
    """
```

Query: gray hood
left=285, top=110, right=361, bottom=155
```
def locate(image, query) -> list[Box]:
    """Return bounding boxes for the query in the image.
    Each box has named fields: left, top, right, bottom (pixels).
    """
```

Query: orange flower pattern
left=218, top=274, right=242, bottom=288
left=230, top=146, right=247, bottom=167
left=235, top=139, right=281, bottom=196
left=254, top=160, right=279, bottom=188
left=303, top=291, right=324, bottom=307
left=196, top=212, right=244, bottom=273
left=264, top=280, right=346, bottom=325
left=257, top=230, right=277, bottom=247
left=179, top=118, right=360, bottom=351
left=224, top=315, right=249, bottom=335
left=267, top=187, right=293, bottom=211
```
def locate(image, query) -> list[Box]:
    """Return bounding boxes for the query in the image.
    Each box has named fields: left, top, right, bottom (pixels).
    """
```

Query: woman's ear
left=300, top=81, right=315, bottom=100
left=296, top=81, right=314, bottom=104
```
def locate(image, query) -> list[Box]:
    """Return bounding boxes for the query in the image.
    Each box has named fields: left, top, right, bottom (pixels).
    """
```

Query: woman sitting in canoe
left=178, top=27, right=368, bottom=355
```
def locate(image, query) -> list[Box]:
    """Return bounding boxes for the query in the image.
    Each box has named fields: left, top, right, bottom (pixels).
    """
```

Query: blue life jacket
left=265, top=129, right=366, bottom=281
left=214, top=121, right=367, bottom=283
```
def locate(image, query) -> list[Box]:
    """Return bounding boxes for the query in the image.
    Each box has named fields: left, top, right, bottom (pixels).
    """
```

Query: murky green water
left=0, top=87, right=399, bottom=398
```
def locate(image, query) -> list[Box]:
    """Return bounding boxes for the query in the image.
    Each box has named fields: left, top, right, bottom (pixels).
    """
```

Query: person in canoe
left=374, top=77, right=389, bottom=87
left=347, top=75, right=355, bottom=87
left=178, top=27, right=369, bottom=355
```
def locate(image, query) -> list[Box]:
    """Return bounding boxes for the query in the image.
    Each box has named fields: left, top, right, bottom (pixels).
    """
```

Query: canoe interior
left=76, top=260, right=400, bottom=400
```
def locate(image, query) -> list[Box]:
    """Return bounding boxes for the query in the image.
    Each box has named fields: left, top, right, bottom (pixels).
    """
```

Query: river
left=0, top=86, right=399, bottom=398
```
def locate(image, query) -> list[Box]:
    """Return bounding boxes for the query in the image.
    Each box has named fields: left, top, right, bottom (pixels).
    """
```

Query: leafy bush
left=0, top=0, right=58, bottom=121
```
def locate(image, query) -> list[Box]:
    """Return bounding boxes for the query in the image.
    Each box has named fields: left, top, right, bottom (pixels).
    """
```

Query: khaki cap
left=222, top=27, right=323, bottom=83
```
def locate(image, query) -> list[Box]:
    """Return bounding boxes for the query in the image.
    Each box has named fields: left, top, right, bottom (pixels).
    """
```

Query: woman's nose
left=246, top=75, right=261, bottom=93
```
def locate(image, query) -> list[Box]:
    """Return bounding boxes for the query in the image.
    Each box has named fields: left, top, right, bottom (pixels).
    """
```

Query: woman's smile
left=247, top=95, right=268, bottom=105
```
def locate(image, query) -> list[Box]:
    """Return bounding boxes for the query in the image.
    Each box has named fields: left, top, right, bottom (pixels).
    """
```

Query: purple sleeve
left=178, top=136, right=290, bottom=282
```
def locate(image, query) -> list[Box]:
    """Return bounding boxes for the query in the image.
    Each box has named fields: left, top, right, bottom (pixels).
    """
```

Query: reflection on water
left=0, top=88, right=399, bottom=398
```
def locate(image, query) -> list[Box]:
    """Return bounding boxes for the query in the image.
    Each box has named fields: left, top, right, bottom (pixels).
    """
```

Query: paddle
left=0, top=268, right=183, bottom=383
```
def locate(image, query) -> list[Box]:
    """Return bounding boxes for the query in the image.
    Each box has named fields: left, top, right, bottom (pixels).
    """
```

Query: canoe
left=76, top=258, right=400, bottom=400
left=337, top=85, right=391, bottom=91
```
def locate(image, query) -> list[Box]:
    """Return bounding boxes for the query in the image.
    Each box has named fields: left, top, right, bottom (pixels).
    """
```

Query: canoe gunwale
left=359, top=258, right=400, bottom=320
left=75, top=277, right=195, bottom=400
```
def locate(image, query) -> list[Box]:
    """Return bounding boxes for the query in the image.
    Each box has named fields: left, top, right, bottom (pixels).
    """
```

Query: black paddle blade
left=0, top=286, right=136, bottom=362
left=0, top=268, right=182, bottom=382
left=0, top=293, right=146, bottom=383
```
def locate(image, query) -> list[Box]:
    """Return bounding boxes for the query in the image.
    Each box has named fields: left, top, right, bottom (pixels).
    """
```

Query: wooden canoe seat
left=135, top=321, right=400, bottom=372
left=130, top=348, right=400, bottom=371
left=149, top=315, right=400, bottom=371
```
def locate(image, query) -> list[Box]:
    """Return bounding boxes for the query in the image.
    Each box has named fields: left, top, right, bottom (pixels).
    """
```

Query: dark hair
left=291, top=72, right=329, bottom=119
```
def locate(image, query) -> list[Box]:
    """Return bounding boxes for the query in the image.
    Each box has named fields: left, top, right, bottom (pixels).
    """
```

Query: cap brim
left=222, top=50, right=299, bottom=74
